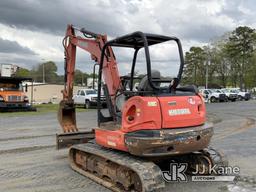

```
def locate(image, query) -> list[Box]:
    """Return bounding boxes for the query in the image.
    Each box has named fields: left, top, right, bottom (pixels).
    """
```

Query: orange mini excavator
left=57, top=24, right=227, bottom=192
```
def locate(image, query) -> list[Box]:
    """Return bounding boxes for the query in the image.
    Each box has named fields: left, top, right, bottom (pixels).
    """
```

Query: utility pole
left=205, top=45, right=211, bottom=89
left=42, top=59, right=45, bottom=84
left=43, top=63, right=45, bottom=84
left=205, top=60, right=209, bottom=89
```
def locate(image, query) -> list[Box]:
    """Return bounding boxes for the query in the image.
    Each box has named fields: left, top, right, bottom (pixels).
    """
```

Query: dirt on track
left=0, top=101, right=256, bottom=192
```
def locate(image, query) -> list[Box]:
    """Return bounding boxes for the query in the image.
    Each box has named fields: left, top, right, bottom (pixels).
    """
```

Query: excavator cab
left=96, top=32, right=185, bottom=124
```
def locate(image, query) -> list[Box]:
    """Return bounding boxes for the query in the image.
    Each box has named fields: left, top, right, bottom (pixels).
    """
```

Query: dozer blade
left=57, top=100, right=95, bottom=149
left=56, top=131, right=95, bottom=149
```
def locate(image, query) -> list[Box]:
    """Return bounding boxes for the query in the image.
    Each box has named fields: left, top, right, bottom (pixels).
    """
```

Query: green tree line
left=183, top=26, right=256, bottom=90
left=15, top=61, right=96, bottom=86
left=14, top=26, right=256, bottom=90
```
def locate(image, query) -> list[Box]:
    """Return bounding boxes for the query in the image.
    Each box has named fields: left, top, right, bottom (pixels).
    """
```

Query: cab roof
left=107, top=31, right=179, bottom=48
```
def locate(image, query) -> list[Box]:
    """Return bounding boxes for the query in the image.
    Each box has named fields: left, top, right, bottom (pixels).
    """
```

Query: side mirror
left=25, top=84, right=28, bottom=92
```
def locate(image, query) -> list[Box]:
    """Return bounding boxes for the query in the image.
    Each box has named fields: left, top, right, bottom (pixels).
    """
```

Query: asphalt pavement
left=0, top=100, right=256, bottom=192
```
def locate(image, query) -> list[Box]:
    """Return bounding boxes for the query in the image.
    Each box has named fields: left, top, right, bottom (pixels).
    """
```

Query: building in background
left=87, top=77, right=98, bottom=89
left=0, top=64, right=19, bottom=77
left=25, top=84, right=82, bottom=104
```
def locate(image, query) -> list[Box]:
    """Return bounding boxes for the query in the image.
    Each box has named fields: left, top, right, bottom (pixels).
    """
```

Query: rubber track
left=69, top=143, right=165, bottom=192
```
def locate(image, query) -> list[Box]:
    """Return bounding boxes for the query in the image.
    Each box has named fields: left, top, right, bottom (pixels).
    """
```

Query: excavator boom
left=57, top=25, right=121, bottom=148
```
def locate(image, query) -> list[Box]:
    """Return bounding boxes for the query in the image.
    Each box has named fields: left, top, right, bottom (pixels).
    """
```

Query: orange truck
left=0, top=76, right=35, bottom=112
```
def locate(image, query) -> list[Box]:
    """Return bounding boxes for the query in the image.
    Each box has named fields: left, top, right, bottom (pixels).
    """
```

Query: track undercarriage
left=68, top=141, right=228, bottom=192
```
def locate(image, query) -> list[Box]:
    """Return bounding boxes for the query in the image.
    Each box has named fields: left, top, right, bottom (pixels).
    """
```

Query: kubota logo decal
left=147, top=101, right=157, bottom=107
left=168, top=108, right=191, bottom=116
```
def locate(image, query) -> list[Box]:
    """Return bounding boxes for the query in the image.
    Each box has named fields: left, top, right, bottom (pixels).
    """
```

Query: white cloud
left=0, top=23, right=63, bottom=61
left=0, top=0, right=255, bottom=75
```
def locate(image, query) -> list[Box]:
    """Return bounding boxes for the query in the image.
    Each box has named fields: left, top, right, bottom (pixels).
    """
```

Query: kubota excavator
left=57, top=24, right=227, bottom=192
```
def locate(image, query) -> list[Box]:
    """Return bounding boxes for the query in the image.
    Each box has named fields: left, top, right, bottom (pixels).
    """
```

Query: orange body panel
left=95, top=128, right=128, bottom=152
left=158, top=95, right=205, bottom=128
left=95, top=94, right=206, bottom=151
left=121, top=96, right=162, bottom=132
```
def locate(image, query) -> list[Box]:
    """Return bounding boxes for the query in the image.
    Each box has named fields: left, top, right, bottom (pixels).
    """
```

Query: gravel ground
left=0, top=101, right=256, bottom=192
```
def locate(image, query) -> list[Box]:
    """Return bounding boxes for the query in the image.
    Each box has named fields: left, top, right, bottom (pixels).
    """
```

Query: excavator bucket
left=58, top=100, right=77, bottom=133
left=57, top=100, right=95, bottom=149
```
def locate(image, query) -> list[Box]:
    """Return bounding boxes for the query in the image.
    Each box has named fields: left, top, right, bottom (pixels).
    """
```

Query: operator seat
left=138, top=70, right=161, bottom=91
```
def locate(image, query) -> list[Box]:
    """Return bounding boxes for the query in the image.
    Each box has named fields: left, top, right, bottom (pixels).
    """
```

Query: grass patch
left=35, top=103, right=63, bottom=112
left=0, top=104, right=88, bottom=117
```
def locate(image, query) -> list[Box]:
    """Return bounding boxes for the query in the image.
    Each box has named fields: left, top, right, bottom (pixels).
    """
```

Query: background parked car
left=199, top=89, right=226, bottom=103
left=214, top=89, right=228, bottom=102
left=228, top=88, right=250, bottom=101
left=210, top=89, right=226, bottom=102
left=73, top=88, right=106, bottom=109
left=221, top=89, right=238, bottom=102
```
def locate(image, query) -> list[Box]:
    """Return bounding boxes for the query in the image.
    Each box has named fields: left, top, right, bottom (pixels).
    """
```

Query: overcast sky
left=0, top=0, right=255, bottom=76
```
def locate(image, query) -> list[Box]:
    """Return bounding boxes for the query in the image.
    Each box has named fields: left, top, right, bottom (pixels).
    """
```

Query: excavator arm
left=57, top=25, right=120, bottom=148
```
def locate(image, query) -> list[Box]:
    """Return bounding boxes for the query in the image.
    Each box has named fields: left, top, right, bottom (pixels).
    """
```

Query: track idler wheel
left=186, top=147, right=228, bottom=175
left=188, top=153, right=213, bottom=175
